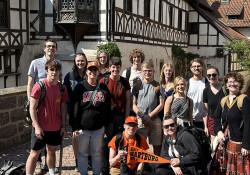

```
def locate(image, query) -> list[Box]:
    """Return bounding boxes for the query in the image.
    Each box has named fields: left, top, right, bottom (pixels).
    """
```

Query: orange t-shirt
left=108, top=131, right=149, bottom=170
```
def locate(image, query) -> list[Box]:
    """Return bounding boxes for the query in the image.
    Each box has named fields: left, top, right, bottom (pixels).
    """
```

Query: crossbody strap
left=114, top=81, right=121, bottom=105
left=84, top=82, right=100, bottom=109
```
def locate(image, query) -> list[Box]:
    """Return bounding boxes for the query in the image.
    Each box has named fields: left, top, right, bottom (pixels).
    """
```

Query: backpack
left=115, top=132, right=141, bottom=150
left=220, top=94, right=247, bottom=129
left=0, top=160, right=25, bottom=175
left=24, top=81, right=65, bottom=127
left=125, top=67, right=131, bottom=80
left=103, top=75, right=127, bottom=90
left=135, top=80, right=160, bottom=98
left=178, top=125, right=212, bottom=165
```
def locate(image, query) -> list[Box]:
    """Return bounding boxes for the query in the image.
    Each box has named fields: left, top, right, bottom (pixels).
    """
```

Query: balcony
left=57, top=0, right=98, bottom=23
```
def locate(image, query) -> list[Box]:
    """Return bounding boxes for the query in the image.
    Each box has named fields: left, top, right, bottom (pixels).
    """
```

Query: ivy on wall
left=97, top=42, right=122, bottom=58
left=172, top=45, right=199, bottom=77
left=224, top=39, right=250, bottom=71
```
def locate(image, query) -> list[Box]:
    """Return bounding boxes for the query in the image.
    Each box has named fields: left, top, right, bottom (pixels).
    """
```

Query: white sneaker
left=34, top=162, right=43, bottom=175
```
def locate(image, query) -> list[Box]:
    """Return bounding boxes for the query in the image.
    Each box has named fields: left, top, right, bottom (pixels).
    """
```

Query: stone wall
left=0, top=86, right=31, bottom=152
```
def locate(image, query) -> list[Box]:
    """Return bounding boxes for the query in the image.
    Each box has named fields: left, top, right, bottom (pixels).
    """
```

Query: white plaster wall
left=209, top=24, right=217, bottom=35
left=174, top=8, right=178, bottom=28
left=189, top=11, right=198, bottom=22
left=187, top=46, right=225, bottom=76
left=138, top=0, right=144, bottom=16
left=132, top=0, right=138, bottom=14
left=30, top=0, right=39, bottom=10
left=208, top=36, right=217, bottom=45
left=22, top=0, right=26, bottom=9
left=100, top=13, right=107, bottom=32
left=199, top=15, right=206, bottom=22
left=45, top=17, right=53, bottom=32
left=117, top=42, right=173, bottom=79
left=10, top=11, right=20, bottom=29
left=10, top=0, right=19, bottom=8
left=115, top=0, right=123, bottom=9
left=182, top=11, right=186, bottom=30
left=162, top=3, right=166, bottom=25
left=150, top=0, right=154, bottom=19
left=22, top=12, right=26, bottom=29
left=0, top=78, right=4, bottom=89
left=235, top=28, right=250, bottom=39
left=218, top=34, right=226, bottom=45
left=199, top=36, right=207, bottom=45
left=100, top=0, right=106, bottom=10
left=154, top=0, right=159, bottom=21
left=200, top=24, right=208, bottom=35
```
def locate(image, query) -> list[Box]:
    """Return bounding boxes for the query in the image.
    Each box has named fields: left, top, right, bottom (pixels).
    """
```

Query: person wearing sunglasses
left=63, top=53, right=88, bottom=172
left=155, top=115, right=204, bottom=175
left=203, top=66, right=228, bottom=149
left=70, top=62, right=111, bottom=175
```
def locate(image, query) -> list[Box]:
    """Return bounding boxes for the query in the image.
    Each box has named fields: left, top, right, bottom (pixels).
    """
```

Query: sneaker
left=55, top=167, right=58, bottom=173
left=34, top=162, right=43, bottom=175
left=75, top=166, right=79, bottom=172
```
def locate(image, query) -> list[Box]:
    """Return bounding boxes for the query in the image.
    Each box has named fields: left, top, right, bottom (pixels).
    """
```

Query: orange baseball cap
left=125, top=116, right=138, bottom=125
left=87, top=62, right=100, bottom=70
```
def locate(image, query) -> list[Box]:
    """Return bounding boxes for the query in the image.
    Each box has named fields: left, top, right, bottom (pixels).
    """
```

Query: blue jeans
left=77, top=127, right=104, bottom=175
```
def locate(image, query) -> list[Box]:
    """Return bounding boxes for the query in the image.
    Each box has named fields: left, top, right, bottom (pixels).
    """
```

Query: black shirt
left=69, top=80, right=111, bottom=131
left=203, top=85, right=227, bottom=118
left=214, top=96, right=250, bottom=150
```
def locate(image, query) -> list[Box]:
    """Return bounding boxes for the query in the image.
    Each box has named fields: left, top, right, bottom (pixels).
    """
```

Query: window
left=178, top=10, right=182, bottom=30
left=125, top=0, right=132, bottom=12
left=0, top=54, right=3, bottom=74
left=228, top=15, right=238, bottom=22
left=169, top=6, right=173, bottom=27
left=0, top=0, right=7, bottom=28
left=189, top=23, right=199, bottom=34
left=144, top=0, right=150, bottom=18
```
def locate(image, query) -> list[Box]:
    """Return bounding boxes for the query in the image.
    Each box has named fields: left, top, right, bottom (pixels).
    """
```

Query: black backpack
left=24, top=81, right=65, bottom=127
left=0, top=160, right=25, bottom=175
left=181, top=125, right=212, bottom=165
left=115, top=132, right=141, bottom=150
left=125, top=67, right=131, bottom=80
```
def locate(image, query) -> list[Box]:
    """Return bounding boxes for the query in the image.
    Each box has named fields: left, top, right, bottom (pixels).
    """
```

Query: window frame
left=0, top=0, right=8, bottom=29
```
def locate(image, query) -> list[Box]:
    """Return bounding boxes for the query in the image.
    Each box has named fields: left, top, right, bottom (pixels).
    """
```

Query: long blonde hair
left=159, top=63, right=174, bottom=90
left=95, top=50, right=110, bottom=72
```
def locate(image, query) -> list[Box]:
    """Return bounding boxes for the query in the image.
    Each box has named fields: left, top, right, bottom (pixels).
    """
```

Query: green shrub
left=97, top=42, right=122, bottom=58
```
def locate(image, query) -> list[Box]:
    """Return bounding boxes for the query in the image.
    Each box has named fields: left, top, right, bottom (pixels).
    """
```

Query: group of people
left=25, top=39, right=250, bottom=175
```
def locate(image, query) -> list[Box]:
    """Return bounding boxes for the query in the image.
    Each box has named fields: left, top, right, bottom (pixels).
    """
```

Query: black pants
left=155, top=164, right=191, bottom=175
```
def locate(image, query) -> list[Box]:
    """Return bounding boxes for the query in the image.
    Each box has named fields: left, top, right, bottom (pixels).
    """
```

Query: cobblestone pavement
left=0, top=130, right=154, bottom=175
left=0, top=130, right=87, bottom=175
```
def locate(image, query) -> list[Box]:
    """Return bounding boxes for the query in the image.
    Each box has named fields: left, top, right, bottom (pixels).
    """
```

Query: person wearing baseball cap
left=108, top=116, right=149, bottom=175
left=87, top=62, right=100, bottom=71
left=69, top=60, right=111, bottom=175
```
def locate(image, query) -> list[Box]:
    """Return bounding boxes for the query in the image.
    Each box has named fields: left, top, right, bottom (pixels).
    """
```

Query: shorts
left=31, top=127, right=62, bottom=151
left=137, top=117, right=162, bottom=146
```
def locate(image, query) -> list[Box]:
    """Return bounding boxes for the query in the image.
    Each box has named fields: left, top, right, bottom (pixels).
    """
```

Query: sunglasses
left=163, top=123, right=175, bottom=129
left=207, top=74, right=217, bottom=78
left=88, top=68, right=98, bottom=72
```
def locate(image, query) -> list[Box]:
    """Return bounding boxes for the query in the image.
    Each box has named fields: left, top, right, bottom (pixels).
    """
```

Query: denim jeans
left=77, top=126, right=104, bottom=175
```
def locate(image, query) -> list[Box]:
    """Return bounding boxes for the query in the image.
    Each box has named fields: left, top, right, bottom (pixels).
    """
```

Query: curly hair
left=159, top=63, right=174, bottom=90
left=173, top=76, right=186, bottom=92
left=223, top=71, right=244, bottom=91
left=95, top=50, right=110, bottom=72
left=129, top=48, right=145, bottom=64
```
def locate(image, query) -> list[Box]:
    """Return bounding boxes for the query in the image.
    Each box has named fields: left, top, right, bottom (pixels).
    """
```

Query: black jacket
left=161, top=126, right=204, bottom=175
left=69, top=80, right=111, bottom=131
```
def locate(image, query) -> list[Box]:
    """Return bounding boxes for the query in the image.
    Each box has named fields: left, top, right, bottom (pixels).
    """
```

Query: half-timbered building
left=0, top=0, right=248, bottom=88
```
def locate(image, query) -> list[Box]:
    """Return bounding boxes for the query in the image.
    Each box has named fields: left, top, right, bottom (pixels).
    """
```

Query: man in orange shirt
left=108, top=116, right=149, bottom=175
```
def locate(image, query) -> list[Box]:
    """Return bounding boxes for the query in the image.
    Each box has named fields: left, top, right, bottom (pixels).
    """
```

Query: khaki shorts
left=137, top=117, right=162, bottom=146
left=110, top=167, right=120, bottom=175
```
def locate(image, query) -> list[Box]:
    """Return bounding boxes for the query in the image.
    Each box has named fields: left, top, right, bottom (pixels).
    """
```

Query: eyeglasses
left=207, top=74, right=217, bottom=78
left=45, top=45, right=56, bottom=49
left=191, top=65, right=202, bottom=69
left=143, top=70, right=153, bottom=73
left=163, top=123, right=175, bottom=129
